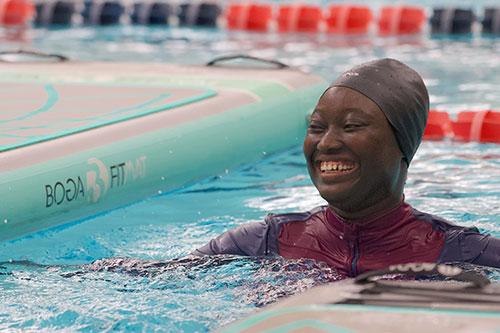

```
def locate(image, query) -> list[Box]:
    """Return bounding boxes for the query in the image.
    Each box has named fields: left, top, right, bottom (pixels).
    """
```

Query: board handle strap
left=355, top=262, right=491, bottom=288
left=206, top=54, right=289, bottom=69
left=0, top=49, right=69, bottom=63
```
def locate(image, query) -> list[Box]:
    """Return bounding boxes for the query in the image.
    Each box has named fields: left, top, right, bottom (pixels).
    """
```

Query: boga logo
left=86, top=157, right=110, bottom=203
left=44, top=156, right=147, bottom=207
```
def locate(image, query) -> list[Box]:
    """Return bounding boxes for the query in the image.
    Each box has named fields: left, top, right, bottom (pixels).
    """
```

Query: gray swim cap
left=331, top=58, right=429, bottom=164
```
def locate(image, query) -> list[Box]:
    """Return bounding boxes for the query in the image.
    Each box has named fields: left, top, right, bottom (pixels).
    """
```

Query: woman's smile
left=316, top=160, right=358, bottom=181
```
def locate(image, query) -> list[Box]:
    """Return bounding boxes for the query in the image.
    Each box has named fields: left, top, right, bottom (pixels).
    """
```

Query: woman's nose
left=317, top=128, right=343, bottom=152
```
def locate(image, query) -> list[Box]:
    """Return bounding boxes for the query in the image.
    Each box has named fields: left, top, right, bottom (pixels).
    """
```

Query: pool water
left=1, top=4, right=500, bottom=332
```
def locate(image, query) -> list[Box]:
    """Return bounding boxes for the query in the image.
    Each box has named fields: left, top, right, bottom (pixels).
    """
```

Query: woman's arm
left=192, top=221, right=271, bottom=256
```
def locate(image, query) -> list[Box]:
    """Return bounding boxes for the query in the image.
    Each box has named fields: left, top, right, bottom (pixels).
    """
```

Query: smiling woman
left=194, top=58, right=500, bottom=277
left=304, top=86, right=405, bottom=219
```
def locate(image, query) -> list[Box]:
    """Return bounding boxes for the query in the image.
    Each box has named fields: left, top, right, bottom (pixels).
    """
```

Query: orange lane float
left=246, top=4, right=272, bottom=32
left=225, top=3, right=247, bottom=30
left=325, top=5, right=373, bottom=34
left=277, top=4, right=323, bottom=33
left=378, top=6, right=426, bottom=35
left=0, top=0, right=34, bottom=26
left=226, top=3, right=273, bottom=32
left=451, top=110, right=500, bottom=143
left=424, top=110, right=500, bottom=143
left=423, top=110, right=453, bottom=140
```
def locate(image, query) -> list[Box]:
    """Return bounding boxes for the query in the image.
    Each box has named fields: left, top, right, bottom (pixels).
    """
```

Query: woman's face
left=303, top=87, right=405, bottom=216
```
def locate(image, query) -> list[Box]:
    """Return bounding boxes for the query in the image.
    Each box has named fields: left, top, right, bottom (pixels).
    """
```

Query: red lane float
left=277, top=4, right=322, bottom=33
left=452, top=111, right=500, bottom=143
left=247, top=4, right=272, bottom=31
left=227, top=3, right=423, bottom=35
left=378, top=6, right=426, bottom=35
left=0, top=0, right=34, bottom=26
left=424, top=110, right=500, bottom=143
left=226, top=3, right=247, bottom=30
left=423, top=110, right=452, bottom=140
left=226, top=3, right=272, bottom=31
left=325, top=5, right=372, bottom=34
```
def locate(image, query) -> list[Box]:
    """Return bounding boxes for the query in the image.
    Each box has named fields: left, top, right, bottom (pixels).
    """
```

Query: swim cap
left=331, top=58, right=429, bottom=164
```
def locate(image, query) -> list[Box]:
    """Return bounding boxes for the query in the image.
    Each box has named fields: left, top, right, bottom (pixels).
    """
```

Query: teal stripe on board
left=0, top=88, right=216, bottom=152
left=265, top=319, right=355, bottom=333
left=0, top=84, right=59, bottom=124
left=70, top=93, right=172, bottom=121
left=222, top=304, right=500, bottom=333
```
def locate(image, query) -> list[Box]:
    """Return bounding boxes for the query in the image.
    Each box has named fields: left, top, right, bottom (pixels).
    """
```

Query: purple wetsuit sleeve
left=470, top=235, right=500, bottom=267
left=192, top=221, right=271, bottom=256
left=439, top=227, right=500, bottom=268
left=191, top=209, right=320, bottom=257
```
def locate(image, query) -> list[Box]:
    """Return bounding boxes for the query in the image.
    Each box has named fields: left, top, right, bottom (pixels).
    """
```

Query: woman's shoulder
left=265, top=206, right=328, bottom=225
left=409, top=206, right=468, bottom=231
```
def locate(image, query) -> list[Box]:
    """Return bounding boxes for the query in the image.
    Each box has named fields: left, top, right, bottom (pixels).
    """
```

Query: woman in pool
left=193, top=58, right=500, bottom=277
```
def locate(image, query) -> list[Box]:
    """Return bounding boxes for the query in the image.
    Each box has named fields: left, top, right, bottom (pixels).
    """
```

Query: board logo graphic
left=86, top=157, right=110, bottom=203
left=44, top=156, right=147, bottom=208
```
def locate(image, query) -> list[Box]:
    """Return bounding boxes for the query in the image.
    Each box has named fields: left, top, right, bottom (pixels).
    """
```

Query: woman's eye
left=344, top=123, right=363, bottom=130
left=308, top=123, right=325, bottom=132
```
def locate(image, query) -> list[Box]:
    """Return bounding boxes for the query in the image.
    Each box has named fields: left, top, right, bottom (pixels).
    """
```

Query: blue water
left=1, top=4, right=500, bottom=331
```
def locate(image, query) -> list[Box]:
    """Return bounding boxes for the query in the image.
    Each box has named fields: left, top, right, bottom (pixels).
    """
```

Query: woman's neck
left=329, top=194, right=404, bottom=221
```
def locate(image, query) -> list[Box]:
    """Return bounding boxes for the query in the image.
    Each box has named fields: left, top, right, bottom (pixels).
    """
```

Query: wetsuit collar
left=326, top=201, right=411, bottom=234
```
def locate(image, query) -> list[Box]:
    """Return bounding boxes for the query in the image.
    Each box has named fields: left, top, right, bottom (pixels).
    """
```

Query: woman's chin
left=317, top=188, right=356, bottom=206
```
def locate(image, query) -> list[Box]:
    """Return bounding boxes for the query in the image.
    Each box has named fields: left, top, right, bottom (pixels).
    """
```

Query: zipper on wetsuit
left=350, top=227, right=360, bottom=277
left=351, top=239, right=359, bottom=277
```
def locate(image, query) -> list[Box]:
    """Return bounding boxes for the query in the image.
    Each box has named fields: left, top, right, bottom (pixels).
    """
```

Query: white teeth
left=320, top=162, right=354, bottom=172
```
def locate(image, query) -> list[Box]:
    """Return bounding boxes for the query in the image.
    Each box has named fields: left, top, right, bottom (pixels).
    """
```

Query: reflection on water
left=0, top=256, right=343, bottom=331
left=1, top=255, right=499, bottom=331
left=409, top=142, right=500, bottom=234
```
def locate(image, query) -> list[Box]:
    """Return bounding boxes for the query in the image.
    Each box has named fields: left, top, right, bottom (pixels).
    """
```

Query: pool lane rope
left=424, top=110, right=500, bottom=143
left=3, top=1, right=500, bottom=35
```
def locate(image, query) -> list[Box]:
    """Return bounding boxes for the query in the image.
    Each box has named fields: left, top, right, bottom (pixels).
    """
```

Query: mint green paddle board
left=0, top=59, right=327, bottom=241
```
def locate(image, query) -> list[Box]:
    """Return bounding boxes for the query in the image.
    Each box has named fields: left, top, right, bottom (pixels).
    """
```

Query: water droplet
left=161, top=176, right=165, bottom=181
left=224, top=169, right=229, bottom=174
left=158, top=190, right=163, bottom=194
left=169, top=150, right=173, bottom=154
left=3, top=219, right=7, bottom=224
left=262, top=151, right=267, bottom=155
